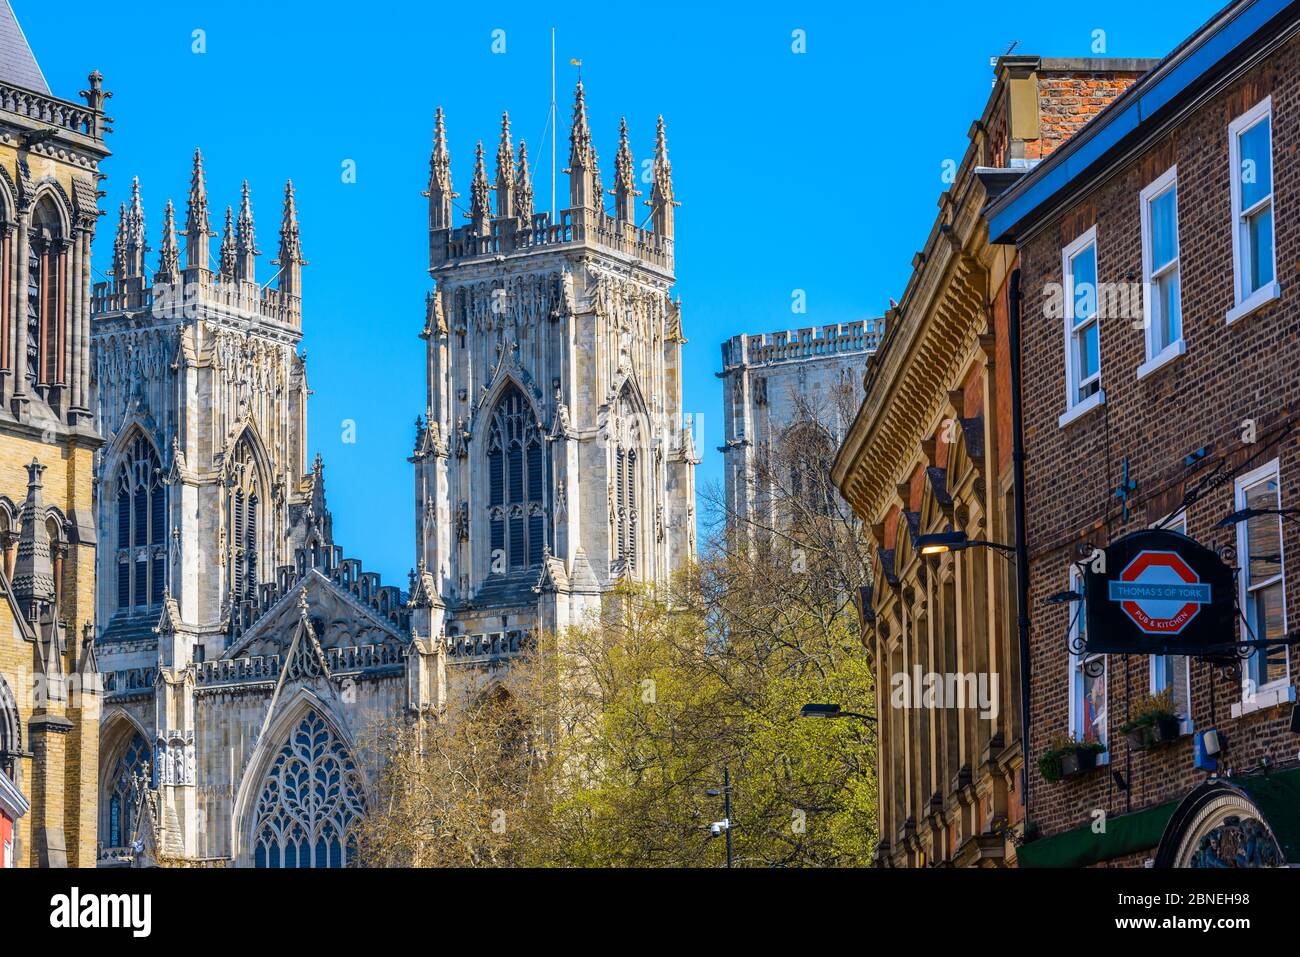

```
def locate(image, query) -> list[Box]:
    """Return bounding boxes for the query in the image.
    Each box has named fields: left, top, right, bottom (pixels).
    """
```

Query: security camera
left=709, top=819, right=730, bottom=838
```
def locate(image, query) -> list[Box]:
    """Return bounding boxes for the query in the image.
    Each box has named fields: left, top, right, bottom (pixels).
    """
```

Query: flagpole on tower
left=550, top=27, right=556, bottom=220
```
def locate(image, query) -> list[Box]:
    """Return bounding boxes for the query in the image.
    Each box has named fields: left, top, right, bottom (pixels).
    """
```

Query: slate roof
left=0, top=1, right=47, bottom=94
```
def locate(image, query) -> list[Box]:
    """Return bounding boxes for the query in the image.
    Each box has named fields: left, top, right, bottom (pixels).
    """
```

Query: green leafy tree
left=358, top=388, right=876, bottom=866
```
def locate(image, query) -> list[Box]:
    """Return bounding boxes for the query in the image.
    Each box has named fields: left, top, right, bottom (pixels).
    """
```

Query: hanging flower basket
left=1037, top=734, right=1107, bottom=782
left=1120, top=689, right=1182, bottom=751
left=1125, top=715, right=1182, bottom=751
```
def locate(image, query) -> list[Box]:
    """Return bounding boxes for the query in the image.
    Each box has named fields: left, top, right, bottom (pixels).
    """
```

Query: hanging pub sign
left=1082, top=528, right=1236, bottom=658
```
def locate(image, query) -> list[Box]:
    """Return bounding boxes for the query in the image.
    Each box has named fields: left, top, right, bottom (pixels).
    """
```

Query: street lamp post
left=706, top=769, right=734, bottom=868
left=799, top=702, right=876, bottom=723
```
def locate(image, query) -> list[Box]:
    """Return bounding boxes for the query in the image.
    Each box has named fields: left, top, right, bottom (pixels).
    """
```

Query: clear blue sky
left=21, top=0, right=1224, bottom=586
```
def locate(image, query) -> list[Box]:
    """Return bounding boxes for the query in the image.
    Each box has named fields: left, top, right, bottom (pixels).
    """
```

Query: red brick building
left=988, top=0, right=1300, bottom=867
left=831, top=55, right=1152, bottom=866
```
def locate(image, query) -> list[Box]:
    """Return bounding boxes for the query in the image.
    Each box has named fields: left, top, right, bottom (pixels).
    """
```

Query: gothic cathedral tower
left=93, top=159, right=309, bottom=661
left=91, top=158, right=315, bottom=858
left=411, top=84, right=698, bottom=668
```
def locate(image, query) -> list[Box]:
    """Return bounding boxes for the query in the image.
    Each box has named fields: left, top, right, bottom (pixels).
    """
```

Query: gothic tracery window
left=486, top=385, right=547, bottom=573
left=227, top=439, right=261, bottom=602
left=114, top=434, right=166, bottom=612
left=252, top=710, right=366, bottom=868
left=103, top=732, right=150, bottom=849
left=614, top=389, right=641, bottom=573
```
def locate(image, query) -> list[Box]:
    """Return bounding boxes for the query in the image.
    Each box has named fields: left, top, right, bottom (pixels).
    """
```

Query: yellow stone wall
left=0, top=102, right=104, bottom=867
left=0, top=432, right=100, bottom=867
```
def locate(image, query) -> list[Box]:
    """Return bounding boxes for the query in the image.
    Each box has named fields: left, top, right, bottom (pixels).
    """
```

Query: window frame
left=1227, top=96, right=1281, bottom=324
left=485, top=385, right=548, bottom=574
left=1068, top=565, right=1109, bottom=754
left=1148, top=511, right=1194, bottom=733
left=113, top=436, right=167, bottom=613
left=1137, top=165, right=1186, bottom=378
left=1059, top=225, right=1106, bottom=427
left=1234, top=459, right=1290, bottom=700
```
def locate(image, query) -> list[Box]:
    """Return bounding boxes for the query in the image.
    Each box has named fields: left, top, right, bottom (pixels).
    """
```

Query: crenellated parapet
left=720, top=319, right=886, bottom=371
left=227, top=541, right=411, bottom=644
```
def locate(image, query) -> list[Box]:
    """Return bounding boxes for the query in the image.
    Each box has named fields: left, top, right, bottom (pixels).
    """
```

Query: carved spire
left=516, top=140, right=534, bottom=225
left=11, top=459, right=54, bottom=616
left=184, top=148, right=213, bottom=271
left=427, top=106, right=455, bottom=231
left=124, top=176, right=146, bottom=278
left=494, top=111, right=515, bottom=220
left=569, top=80, right=592, bottom=169
left=112, top=202, right=126, bottom=284
left=566, top=80, right=595, bottom=209
left=648, top=115, right=677, bottom=239
left=614, top=117, right=638, bottom=223
left=273, top=179, right=306, bottom=301
left=469, top=140, right=491, bottom=233
left=235, top=180, right=258, bottom=282
left=218, top=205, right=236, bottom=281
left=156, top=199, right=180, bottom=282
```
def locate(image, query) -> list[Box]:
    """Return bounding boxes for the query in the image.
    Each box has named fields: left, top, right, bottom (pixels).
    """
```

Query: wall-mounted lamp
left=915, top=531, right=1017, bottom=557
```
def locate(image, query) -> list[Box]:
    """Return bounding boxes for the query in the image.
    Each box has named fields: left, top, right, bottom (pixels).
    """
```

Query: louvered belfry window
left=228, top=440, right=261, bottom=602
left=486, top=385, right=547, bottom=572
left=615, top=389, right=641, bottom=573
left=114, top=434, right=166, bottom=611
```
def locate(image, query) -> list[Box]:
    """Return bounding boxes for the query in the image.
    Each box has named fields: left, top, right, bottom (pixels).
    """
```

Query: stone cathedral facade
left=412, top=82, right=698, bottom=667
left=91, top=157, right=428, bottom=867
left=87, top=80, right=697, bottom=868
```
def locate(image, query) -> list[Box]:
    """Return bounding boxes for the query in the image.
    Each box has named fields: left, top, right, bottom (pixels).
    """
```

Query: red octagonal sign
left=1111, top=550, right=1209, bottom=636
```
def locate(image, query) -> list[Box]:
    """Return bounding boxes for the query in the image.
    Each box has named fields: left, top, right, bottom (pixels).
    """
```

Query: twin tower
left=86, top=78, right=697, bottom=864
left=93, top=78, right=697, bottom=688
left=414, top=80, right=697, bottom=650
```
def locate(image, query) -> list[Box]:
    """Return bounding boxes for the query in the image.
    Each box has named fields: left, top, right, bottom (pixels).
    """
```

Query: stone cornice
left=834, top=209, right=990, bottom=528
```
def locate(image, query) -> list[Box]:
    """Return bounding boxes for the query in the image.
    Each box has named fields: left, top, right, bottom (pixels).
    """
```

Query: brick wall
left=1017, top=34, right=1300, bottom=853
left=1031, top=73, right=1148, bottom=160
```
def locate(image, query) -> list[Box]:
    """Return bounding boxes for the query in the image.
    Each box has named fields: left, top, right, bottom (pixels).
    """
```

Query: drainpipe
left=1008, top=267, right=1033, bottom=833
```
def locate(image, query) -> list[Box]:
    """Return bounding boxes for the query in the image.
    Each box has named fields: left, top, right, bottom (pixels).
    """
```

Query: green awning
left=1021, top=765, right=1300, bottom=867
left=1019, top=801, right=1177, bottom=868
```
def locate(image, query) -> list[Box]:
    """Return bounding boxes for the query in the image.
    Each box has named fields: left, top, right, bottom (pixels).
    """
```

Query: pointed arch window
left=228, top=439, right=261, bottom=602
left=29, top=197, right=68, bottom=388
left=614, top=389, right=641, bottom=573
left=0, top=676, right=18, bottom=783
left=0, top=214, right=10, bottom=374
left=486, top=385, right=547, bottom=572
left=787, top=423, right=836, bottom=516
left=103, top=731, right=150, bottom=849
left=114, top=434, right=166, bottom=611
left=252, top=710, right=366, bottom=868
